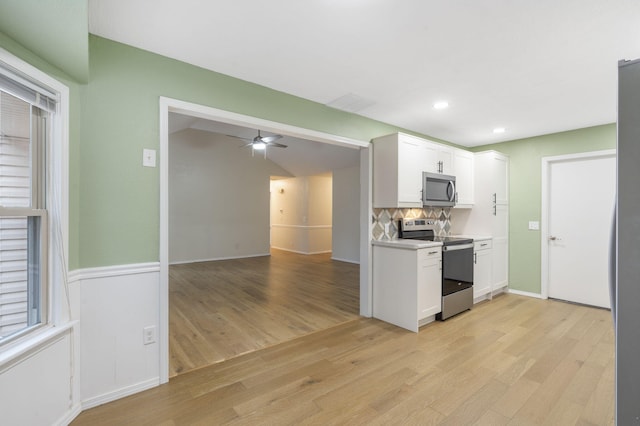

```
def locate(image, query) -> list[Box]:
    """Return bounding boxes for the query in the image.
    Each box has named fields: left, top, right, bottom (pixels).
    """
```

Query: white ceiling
left=89, top=0, right=640, bottom=147
left=169, top=113, right=361, bottom=176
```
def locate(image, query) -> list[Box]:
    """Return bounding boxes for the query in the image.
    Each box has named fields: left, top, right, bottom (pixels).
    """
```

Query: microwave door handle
left=448, top=180, right=456, bottom=202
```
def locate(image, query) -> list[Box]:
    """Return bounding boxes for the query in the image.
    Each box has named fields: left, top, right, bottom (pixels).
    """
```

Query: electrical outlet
left=143, top=325, right=156, bottom=345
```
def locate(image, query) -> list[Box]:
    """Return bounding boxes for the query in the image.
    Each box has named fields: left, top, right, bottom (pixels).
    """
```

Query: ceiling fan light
left=253, top=142, right=266, bottom=150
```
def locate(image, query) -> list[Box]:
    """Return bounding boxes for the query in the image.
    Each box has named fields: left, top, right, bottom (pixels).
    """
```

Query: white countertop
left=372, top=235, right=492, bottom=250
left=372, top=239, right=443, bottom=250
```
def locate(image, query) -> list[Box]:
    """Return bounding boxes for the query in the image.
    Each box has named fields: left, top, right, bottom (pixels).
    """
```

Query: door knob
left=549, top=236, right=562, bottom=241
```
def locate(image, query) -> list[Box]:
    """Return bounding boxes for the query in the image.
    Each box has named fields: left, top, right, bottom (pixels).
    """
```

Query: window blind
left=0, top=62, right=57, bottom=113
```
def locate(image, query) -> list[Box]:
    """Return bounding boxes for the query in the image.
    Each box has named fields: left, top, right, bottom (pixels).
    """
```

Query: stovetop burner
left=397, top=218, right=473, bottom=246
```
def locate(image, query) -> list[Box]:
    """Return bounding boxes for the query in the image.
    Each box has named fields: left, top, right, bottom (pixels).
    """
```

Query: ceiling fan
left=229, top=130, right=287, bottom=158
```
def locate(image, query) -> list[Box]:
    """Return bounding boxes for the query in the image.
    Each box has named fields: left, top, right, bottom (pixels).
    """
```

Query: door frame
left=541, top=149, right=616, bottom=300
left=159, top=97, right=372, bottom=383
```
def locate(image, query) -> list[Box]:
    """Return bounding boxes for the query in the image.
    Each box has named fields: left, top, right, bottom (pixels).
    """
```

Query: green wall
left=79, top=35, right=447, bottom=268
left=475, top=124, right=616, bottom=294
left=2, top=13, right=618, bottom=277
left=0, top=0, right=89, bottom=82
left=0, top=31, right=83, bottom=271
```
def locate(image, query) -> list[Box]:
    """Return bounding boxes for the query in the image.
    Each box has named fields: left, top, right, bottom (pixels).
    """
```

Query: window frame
left=0, top=47, right=69, bottom=355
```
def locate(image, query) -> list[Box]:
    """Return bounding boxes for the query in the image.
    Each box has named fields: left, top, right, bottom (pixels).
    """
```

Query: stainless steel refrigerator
left=615, top=58, right=640, bottom=424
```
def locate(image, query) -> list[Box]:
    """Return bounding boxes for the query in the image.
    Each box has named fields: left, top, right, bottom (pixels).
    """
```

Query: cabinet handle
left=428, top=250, right=439, bottom=255
left=480, top=243, right=488, bottom=247
left=474, top=252, right=477, bottom=264
left=492, top=193, right=497, bottom=203
left=493, top=205, right=497, bottom=216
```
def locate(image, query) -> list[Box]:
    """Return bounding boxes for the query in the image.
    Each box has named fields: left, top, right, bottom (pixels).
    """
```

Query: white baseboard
left=169, top=253, right=270, bottom=265
left=271, top=246, right=332, bottom=255
left=82, top=377, right=160, bottom=410
left=508, top=288, right=543, bottom=299
left=55, top=404, right=82, bottom=426
left=331, top=256, right=360, bottom=264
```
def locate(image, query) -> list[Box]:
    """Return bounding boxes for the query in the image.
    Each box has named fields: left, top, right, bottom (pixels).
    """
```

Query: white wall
left=270, top=175, right=332, bottom=254
left=332, top=165, right=360, bottom=263
left=169, top=129, right=291, bottom=263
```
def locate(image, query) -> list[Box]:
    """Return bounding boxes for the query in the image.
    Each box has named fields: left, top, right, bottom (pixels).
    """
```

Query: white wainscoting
left=271, top=224, right=332, bottom=254
left=75, top=262, right=161, bottom=409
left=0, top=328, right=80, bottom=426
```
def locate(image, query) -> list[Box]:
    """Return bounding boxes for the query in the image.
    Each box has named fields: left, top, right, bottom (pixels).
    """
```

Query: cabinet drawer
left=418, top=247, right=442, bottom=261
left=474, top=240, right=492, bottom=250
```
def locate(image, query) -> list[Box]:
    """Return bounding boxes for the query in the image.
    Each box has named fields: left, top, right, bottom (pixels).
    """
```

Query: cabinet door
left=438, top=147, right=454, bottom=175
left=418, top=250, right=442, bottom=319
left=423, top=142, right=440, bottom=173
left=473, top=248, right=492, bottom=298
left=492, top=237, right=508, bottom=290
left=491, top=203, right=508, bottom=290
left=453, top=148, right=474, bottom=206
left=492, top=203, right=508, bottom=239
left=493, top=153, right=509, bottom=204
left=398, top=136, right=425, bottom=204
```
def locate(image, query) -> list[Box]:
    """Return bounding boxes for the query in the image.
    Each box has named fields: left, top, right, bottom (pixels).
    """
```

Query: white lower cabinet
left=373, top=244, right=442, bottom=332
left=418, top=247, right=443, bottom=320
left=473, top=239, right=492, bottom=300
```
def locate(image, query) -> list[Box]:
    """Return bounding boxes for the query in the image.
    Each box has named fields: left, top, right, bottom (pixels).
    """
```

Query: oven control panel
left=401, top=218, right=435, bottom=231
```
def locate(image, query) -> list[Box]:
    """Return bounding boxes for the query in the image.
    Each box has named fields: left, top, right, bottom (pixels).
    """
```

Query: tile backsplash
left=372, top=207, right=452, bottom=240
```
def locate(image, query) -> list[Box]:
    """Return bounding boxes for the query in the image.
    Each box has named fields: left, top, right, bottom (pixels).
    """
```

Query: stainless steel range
left=399, top=218, right=474, bottom=320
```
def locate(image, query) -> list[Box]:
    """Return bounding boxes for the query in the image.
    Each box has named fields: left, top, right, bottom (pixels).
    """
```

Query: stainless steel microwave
left=422, top=172, right=457, bottom=207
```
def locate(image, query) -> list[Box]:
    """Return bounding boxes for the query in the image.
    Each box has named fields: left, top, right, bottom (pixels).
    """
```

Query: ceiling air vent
left=325, top=93, right=375, bottom=113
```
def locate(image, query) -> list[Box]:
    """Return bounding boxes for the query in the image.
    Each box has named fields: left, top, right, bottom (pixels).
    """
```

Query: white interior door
left=547, top=153, right=615, bottom=308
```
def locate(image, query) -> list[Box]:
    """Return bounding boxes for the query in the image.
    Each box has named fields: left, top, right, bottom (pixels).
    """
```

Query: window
left=0, top=64, right=56, bottom=345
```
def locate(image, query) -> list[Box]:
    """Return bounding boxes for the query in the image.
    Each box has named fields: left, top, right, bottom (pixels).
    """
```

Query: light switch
left=143, top=149, right=156, bottom=167
left=528, top=221, right=540, bottom=230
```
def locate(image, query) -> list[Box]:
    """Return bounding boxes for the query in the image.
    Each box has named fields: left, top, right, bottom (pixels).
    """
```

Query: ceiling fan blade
left=260, top=134, right=283, bottom=143
left=227, top=134, right=253, bottom=142
left=268, top=142, right=288, bottom=148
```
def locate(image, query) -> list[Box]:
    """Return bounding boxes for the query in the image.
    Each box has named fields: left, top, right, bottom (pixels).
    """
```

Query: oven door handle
left=442, top=243, right=474, bottom=251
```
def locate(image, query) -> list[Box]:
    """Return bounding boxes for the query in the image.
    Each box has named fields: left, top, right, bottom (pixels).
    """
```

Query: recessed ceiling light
left=433, top=101, right=449, bottom=110
left=493, top=127, right=506, bottom=134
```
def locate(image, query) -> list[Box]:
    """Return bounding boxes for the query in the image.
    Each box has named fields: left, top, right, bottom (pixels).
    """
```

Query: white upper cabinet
left=493, top=153, right=509, bottom=204
left=373, top=133, right=426, bottom=208
left=372, top=133, right=475, bottom=209
left=452, top=148, right=474, bottom=208
left=424, top=142, right=453, bottom=175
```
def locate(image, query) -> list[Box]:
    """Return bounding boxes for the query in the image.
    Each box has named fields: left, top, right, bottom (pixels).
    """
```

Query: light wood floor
left=169, top=249, right=360, bottom=376
left=73, top=293, right=614, bottom=425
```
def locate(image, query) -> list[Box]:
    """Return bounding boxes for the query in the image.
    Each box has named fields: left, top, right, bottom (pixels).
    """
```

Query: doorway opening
left=161, top=100, right=370, bottom=379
